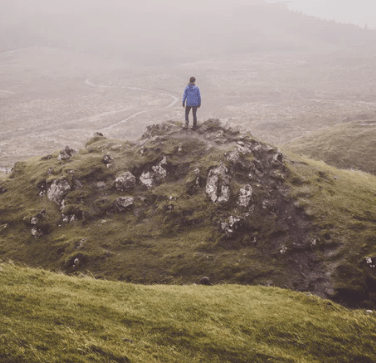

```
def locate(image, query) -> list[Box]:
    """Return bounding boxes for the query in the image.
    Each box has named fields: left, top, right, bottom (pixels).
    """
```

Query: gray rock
left=140, top=171, right=154, bottom=188
left=47, top=179, right=71, bottom=205
left=58, top=146, right=77, bottom=161
left=225, top=148, right=240, bottom=163
left=206, top=164, right=230, bottom=203
left=140, top=157, right=168, bottom=188
left=31, top=227, right=43, bottom=238
left=238, top=184, right=253, bottom=207
left=115, top=196, right=134, bottom=212
left=221, top=215, right=241, bottom=235
left=115, top=171, right=136, bottom=191
left=152, top=156, right=167, bottom=183
left=199, top=276, right=211, bottom=285
left=103, top=154, right=113, bottom=165
left=96, top=181, right=107, bottom=189
left=272, top=151, right=283, bottom=163
left=217, top=185, right=231, bottom=203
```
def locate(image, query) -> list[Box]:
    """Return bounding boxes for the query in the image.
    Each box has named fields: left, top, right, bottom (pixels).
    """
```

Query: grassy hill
left=282, top=120, right=376, bottom=174
left=1, top=120, right=376, bottom=308
left=1, top=261, right=376, bottom=363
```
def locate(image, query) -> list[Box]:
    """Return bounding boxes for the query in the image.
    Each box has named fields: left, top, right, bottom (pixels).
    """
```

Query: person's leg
left=192, top=106, right=198, bottom=128
left=184, top=106, right=191, bottom=128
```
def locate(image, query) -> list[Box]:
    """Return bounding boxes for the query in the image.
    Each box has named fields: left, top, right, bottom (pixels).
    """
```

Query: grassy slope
left=1, top=262, right=376, bottom=363
left=0, top=120, right=376, bottom=307
left=282, top=121, right=376, bottom=174
left=284, top=153, right=376, bottom=306
left=0, top=122, right=300, bottom=290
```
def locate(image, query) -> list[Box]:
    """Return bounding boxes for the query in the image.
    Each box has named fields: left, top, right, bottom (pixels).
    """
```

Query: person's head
left=189, top=76, right=196, bottom=84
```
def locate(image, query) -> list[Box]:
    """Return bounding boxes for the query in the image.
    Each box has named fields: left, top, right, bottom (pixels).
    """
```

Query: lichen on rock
left=47, top=179, right=71, bottom=205
left=115, top=171, right=136, bottom=191
left=115, top=196, right=134, bottom=212
left=206, top=164, right=231, bottom=203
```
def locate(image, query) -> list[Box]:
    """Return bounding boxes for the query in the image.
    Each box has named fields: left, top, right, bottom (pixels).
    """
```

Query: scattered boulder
left=103, top=154, right=113, bottom=165
left=140, top=157, right=168, bottom=188
left=140, top=171, right=154, bottom=188
left=58, top=146, right=77, bottom=161
left=225, top=148, right=240, bottom=164
left=152, top=156, right=168, bottom=183
left=96, top=181, right=107, bottom=189
left=365, top=257, right=376, bottom=269
left=115, top=171, right=136, bottom=192
left=47, top=179, right=71, bottom=205
left=199, top=276, right=211, bottom=285
left=221, top=215, right=242, bottom=235
left=0, top=186, right=7, bottom=194
left=31, top=227, right=43, bottom=238
left=41, top=154, right=53, bottom=161
left=141, top=121, right=181, bottom=139
left=206, top=164, right=231, bottom=203
left=115, top=197, right=134, bottom=212
left=238, top=184, right=253, bottom=207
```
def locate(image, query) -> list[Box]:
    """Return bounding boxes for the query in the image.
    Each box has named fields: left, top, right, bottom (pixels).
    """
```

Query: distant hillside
left=1, top=120, right=376, bottom=308
left=1, top=262, right=376, bottom=363
left=1, top=0, right=375, bottom=63
left=282, top=120, right=376, bottom=174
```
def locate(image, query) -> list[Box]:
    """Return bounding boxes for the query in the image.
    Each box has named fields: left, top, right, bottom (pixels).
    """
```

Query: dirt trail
left=85, top=78, right=179, bottom=131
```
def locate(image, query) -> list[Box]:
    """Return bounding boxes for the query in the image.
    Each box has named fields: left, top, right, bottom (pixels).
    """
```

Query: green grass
left=1, top=262, right=376, bottom=363
left=285, top=153, right=376, bottom=305
left=283, top=121, right=376, bottom=174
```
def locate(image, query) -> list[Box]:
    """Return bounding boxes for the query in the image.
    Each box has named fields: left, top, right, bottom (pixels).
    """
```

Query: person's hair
left=189, top=76, right=196, bottom=83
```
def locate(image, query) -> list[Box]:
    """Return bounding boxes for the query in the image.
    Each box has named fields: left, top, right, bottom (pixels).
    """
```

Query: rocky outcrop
left=115, top=171, right=136, bottom=191
left=58, top=146, right=77, bottom=161
left=140, top=157, right=168, bottom=188
left=206, top=164, right=231, bottom=203
left=238, top=184, right=253, bottom=207
left=47, top=179, right=71, bottom=205
left=115, top=197, right=134, bottom=212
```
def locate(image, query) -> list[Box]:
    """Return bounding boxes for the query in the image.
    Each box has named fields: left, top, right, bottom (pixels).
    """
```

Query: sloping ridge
left=1, top=119, right=376, bottom=308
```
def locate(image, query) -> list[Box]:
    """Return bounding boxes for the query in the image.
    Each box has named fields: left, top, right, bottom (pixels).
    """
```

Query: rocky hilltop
left=1, top=119, right=376, bottom=308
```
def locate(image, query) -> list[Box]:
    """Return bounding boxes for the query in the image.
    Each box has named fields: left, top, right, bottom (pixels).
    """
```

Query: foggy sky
left=1, top=0, right=375, bottom=65
left=266, top=0, right=376, bottom=29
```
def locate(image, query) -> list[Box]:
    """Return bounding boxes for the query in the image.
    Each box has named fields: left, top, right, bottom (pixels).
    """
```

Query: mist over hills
left=1, top=0, right=376, bottom=64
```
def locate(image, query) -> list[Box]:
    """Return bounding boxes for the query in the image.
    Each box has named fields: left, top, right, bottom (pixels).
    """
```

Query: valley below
left=1, top=46, right=376, bottom=171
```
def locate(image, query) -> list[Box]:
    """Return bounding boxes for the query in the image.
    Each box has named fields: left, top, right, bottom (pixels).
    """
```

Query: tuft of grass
left=0, top=262, right=376, bottom=363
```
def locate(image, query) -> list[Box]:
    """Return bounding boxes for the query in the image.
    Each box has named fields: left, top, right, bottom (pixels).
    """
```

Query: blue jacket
left=183, top=84, right=201, bottom=107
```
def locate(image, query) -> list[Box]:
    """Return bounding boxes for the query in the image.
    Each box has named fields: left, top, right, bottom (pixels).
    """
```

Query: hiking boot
left=191, top=126, right=197, bottom=131
left=182, top=124, right=188, bottom=130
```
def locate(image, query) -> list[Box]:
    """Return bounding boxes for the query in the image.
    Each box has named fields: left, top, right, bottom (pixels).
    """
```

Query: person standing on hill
left=182, top=76, right=201, bottom=130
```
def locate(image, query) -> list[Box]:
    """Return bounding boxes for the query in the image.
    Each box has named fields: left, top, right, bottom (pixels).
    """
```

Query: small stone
left=238, top=184, right=253, bottom=207
left=115, top=171, right=136, bottom=191
left=103, top=154, right=113, bottom=165
left=58, top=146, right=77, bottom=161
left=115, top=197, right=134, bottom=212
left=30, top=217, right=38, bottom=225
left=199, top=276, right=211, bottom=285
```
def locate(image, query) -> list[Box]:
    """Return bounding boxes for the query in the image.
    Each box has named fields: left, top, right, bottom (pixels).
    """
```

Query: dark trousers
left=185, top=106, right=198, bottom=126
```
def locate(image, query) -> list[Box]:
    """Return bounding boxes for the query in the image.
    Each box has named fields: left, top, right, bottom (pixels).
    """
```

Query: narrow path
left=85, top=78, right=179, bottom=131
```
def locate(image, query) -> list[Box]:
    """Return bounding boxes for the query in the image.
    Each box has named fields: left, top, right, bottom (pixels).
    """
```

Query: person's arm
left=197, top=87, right=201, bottom=108
left=182, top=87, right=188, bottom=107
